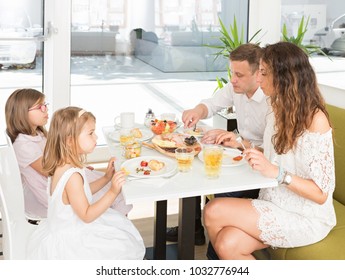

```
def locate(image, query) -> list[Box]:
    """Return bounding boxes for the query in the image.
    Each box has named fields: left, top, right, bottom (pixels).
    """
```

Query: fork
left=232, top=129, right=246, bottom=150
left=126, top=170, right=178, bottom=181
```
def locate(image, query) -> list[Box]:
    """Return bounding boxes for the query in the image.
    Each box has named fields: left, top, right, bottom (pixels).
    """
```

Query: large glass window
left=0, top=0, right=44, bottom=145
left=70, top=0, right=249, bottom=148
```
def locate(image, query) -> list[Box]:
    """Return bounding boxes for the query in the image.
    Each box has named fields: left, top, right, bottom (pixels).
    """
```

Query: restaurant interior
left=1, top=0, right=345, bottom=261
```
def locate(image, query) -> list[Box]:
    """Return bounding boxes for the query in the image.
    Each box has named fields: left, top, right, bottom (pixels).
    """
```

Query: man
left=166, top=43, right=270, bottom=258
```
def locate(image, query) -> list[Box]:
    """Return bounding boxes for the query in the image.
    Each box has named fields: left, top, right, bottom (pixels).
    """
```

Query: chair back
left=0, top=140, right=37, bottom=259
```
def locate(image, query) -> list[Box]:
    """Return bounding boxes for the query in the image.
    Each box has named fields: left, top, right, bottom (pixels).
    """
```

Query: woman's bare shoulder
left=308, top=110, right=330, bottom=134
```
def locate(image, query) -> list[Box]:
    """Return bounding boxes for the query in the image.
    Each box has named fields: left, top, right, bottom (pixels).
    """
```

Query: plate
left=120, top=156, right=177, bottom=178
left=108, top=127, right=154, bottom=142
left=182, top=125, right=209, bottom=138
left=150, top=133, right=202, bottom=158
left=198, top=148, right=246, bottom=167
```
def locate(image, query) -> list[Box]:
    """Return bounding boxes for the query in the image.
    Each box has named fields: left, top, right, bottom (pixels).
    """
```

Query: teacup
left=114, top=112, right=135, bottom=129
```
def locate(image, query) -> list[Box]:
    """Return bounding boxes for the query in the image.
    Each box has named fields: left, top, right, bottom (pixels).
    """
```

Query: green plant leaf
left=281, top=15, right=329, bottom=59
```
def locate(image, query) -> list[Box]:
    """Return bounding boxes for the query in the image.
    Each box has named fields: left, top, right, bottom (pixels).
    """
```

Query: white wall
left=248, top=0, right=281, bottom=45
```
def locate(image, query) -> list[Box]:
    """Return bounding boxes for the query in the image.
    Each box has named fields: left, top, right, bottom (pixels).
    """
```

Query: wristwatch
left=281, top=171, right=292, bottom=185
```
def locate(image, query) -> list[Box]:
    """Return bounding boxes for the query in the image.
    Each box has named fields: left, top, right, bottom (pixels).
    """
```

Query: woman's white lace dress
left=27, top=168, right=145, bottom=259
left=252, top=113, right=336, bottom=248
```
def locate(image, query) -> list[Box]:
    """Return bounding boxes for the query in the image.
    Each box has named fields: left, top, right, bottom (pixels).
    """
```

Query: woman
left=203, top=41, right=336, bottom=260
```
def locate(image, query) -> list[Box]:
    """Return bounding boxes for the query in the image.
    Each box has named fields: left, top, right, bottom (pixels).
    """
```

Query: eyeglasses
left=28, top=102, right=49, bottom=113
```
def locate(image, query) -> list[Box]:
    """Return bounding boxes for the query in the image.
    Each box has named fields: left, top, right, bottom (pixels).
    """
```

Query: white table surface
left=103, top=125, right=278, bottom=260
left=103, top=125, right=278, bottom=203
left=121, top=146, right=278, bottom=204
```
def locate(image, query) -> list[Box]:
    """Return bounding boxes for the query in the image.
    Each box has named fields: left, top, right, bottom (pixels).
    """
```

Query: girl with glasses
left=5, top=88, right=132, bottom=221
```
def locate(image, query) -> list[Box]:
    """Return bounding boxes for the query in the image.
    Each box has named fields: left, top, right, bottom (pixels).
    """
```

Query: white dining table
left=102, top=125, right=278, bottom=260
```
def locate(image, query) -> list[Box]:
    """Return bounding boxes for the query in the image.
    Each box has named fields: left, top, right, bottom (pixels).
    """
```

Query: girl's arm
left=64, top=170, right=125, bottom=223
left=30, top=156, right=48, bottom=177
left=88, top=158, right=116, bottom=194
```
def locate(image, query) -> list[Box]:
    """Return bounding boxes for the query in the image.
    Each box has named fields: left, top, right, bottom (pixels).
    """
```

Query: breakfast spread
left=150, top=133, right=201, bottom=157
left=135, top=159, right=165, bottom=175
left=150, top=119, right=178, bottom=135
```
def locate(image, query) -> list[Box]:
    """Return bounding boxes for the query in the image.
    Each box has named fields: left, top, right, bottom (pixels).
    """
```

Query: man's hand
left=182, top=104, right=208, bottom=128
left=201, top=129, right=227, bottom=144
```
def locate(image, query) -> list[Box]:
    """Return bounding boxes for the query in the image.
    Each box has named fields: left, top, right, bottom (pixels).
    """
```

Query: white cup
left=114, top=112, right=135, bottom=129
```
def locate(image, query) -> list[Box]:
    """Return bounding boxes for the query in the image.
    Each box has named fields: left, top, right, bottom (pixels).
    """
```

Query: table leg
left=178, top=196, right=196, bottom=260
left=153, top=200, right=167, bottom=259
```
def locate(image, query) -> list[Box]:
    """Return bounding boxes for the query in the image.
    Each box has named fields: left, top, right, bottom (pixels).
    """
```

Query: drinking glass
left=175, top=147, right=194, bottom=172
left=203, top=145, right=223, bottom=179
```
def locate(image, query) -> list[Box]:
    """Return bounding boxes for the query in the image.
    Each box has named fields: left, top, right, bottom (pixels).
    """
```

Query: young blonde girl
left=27, top=106, right=145, bottom=259
left=5, top=88, right=132, bottom=220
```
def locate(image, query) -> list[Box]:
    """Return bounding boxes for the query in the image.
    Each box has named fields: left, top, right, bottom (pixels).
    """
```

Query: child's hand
left=110, top=170, right=126, bottom=196
left=104, top=157, right=116, bottom=181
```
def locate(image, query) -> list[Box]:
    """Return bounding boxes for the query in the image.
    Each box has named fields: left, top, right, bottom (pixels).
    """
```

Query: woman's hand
left=103, top=157, right=116, bottom=182
left=243, top=148, right=278, bottom=178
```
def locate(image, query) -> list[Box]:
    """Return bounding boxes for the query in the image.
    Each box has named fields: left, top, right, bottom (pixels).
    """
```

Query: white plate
left=182, top=125, right=209, bottom=138
left=108, top=127, right=154, bottom=142
left=198, top=148, right=246, bottom=167
left=120, top=156, right=177, bottom=178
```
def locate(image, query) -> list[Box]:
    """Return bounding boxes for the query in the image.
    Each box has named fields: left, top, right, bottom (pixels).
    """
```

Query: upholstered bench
left=254, top=104, right=345, bottom=260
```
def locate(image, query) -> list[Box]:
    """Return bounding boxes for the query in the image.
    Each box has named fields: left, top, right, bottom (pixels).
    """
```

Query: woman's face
left=257, top=60, right=274, bottom=97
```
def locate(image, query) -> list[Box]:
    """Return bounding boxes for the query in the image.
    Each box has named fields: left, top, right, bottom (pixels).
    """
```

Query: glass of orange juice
left=175, top=147, right=194, bottom=172
left=119, top=128, right=135, bottom=146
left=203, top=144, right=223, bottom=179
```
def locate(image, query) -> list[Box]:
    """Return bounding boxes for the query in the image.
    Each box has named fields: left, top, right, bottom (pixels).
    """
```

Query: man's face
left=229, top=60, right=259, bottom=95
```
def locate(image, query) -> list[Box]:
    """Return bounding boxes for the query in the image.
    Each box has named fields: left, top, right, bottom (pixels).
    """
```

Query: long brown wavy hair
left=5, top=88, right=48, bottom=143
left=42, top=107, right=96, bottom=176
left=261, top=42, right=330, bottom=154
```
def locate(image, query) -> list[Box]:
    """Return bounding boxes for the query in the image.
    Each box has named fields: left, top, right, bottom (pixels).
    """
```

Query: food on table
left=120, top=167, right=130, bottom=175
left=148, top=159, right=165, bottom=171
left=130, top=128, right=143, bottom=138
left=124, top=141, right=141, bottom=159
left=184, top=127, right=205, bottom=136
left=150, top=119, right=178, bottom=135
left=134, top=159, right=165, bottom=175
left=233, top=155, right=243, bottom=161
left=151, top=133, right=201, bottom=155
left=184, top=136, right=197, bottom=146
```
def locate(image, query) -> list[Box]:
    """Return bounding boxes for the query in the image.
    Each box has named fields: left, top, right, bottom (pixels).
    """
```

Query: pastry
left=148, top=159, right=165, bottom=171
left=131, top=128, right=143, bottom=138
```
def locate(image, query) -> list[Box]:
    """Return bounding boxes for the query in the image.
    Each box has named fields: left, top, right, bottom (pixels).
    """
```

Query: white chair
left=0, top=142, right=37, bottom=259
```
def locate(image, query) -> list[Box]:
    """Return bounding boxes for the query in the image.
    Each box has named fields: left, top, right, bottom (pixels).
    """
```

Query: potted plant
left=207, top=16, right=263, bottom=92
left=281, top=15, right=330, bottom=58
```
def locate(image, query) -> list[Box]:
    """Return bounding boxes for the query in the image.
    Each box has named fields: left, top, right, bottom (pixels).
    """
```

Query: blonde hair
left=5, top=88, right=47, bottom=143
left=42, top=106, right=96, bottom=176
